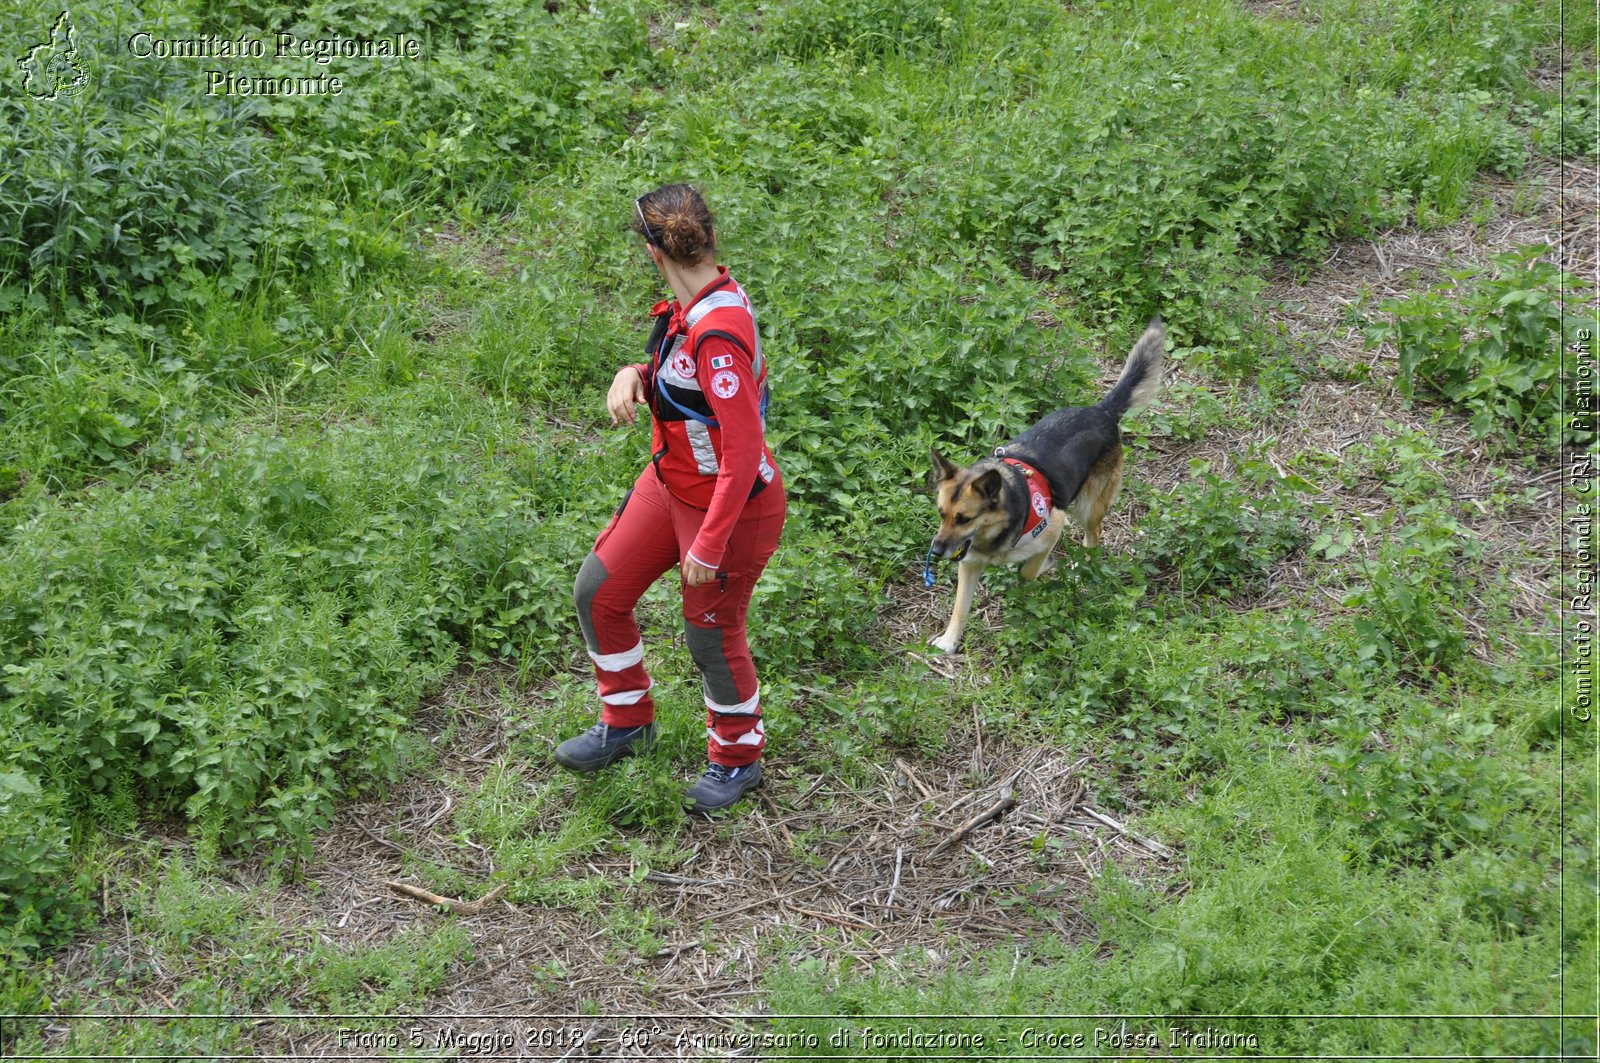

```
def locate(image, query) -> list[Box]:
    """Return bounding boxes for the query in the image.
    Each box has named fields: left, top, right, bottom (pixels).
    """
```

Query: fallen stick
left=715, top=883, right=817, bottom=921
left=355, top=822, right=406, bottom=856
left=927, top=776, right=1019, bottom=861
left=384, top=880, right=507, bottom=915
left=758, top=791, right=797, bottom=848
left=421, top=793, right=456, bottom=832
left=893, top=758, right=936, bottom=802
left=785, top=903, right=878, bottom=933
left=972, top=703, right=985, bottom=776
left=1081, top=806, right=1176, bottom=861
left=642, top=870, right=733, bottom=889
left=885, top=846, right=904, bottom=909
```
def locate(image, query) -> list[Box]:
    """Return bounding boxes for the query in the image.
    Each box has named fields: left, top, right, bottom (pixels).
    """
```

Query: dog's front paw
left=928, top=633, right=960, bottom=655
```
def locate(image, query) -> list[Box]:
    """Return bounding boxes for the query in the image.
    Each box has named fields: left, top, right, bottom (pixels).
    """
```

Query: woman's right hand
left=607, top=366, right=647, bottom=426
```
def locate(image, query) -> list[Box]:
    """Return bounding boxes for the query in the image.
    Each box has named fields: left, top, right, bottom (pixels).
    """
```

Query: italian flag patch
left=709, top=354, right=734, bottom=370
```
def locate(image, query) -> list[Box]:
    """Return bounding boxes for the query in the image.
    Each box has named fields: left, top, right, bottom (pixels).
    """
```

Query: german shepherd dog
left=926, top=318, right=1165, bottom=653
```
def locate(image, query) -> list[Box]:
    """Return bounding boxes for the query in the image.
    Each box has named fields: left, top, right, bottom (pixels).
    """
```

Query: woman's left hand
left=607, top=366, right=647, bottom=426
left=683, top=559, right=719, bottom=587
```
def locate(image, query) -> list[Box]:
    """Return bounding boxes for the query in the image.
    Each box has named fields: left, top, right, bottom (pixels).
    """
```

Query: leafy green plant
left=1364, top=245, right=1593, bottom=450
left=749, top=531, right=888, bottom=672
left=768, top=744, right=1571, bottom=1057
left=1315, top=500, right=1480, bottom=675
left=0, top=0, right=1585, bottom=1048
left=1136, top=457, right=1309, bottom=596
left=307, top=925, right=469, bottom=1013
left=1125, top=377, right=1235, bottom=443
left=1535, top=68, right=1600, bottom=158
left=251, top=0, right=656, bottom=212
left=0, top=403, right=610, bottom=916
left=0, top=8, right=277, bottom=310
left=1348, top=426, right=1451, bottom=505
left=0, top=771, right=85, bottom=951
left=1322, top=699, right=1539, bottom=864
left=761, top=0, right=958, bottom=60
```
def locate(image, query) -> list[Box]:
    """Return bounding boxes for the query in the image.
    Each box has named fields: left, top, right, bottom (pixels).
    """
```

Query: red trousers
left=574, top=465, right=786, bottom=766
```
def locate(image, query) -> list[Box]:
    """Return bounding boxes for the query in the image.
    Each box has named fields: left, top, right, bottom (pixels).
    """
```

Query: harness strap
left=654, top=312, right=770, bottom=430
left=1001, top=457, right=1053, bottom=546
left=648, top=293, right=772, bottom=500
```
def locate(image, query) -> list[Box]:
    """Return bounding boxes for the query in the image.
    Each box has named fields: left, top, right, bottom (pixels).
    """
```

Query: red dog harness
left=1001, top=458, right=1053, bottom=544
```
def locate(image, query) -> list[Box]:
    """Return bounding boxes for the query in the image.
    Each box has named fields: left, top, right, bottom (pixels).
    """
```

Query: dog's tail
left=1097, top=316, right=1165, bottom=419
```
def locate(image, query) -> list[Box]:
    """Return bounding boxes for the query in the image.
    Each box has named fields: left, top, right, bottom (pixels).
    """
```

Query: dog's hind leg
left=930, top=558, right=983, bottom=654
left=1070, top=446, right=1125, bottom=548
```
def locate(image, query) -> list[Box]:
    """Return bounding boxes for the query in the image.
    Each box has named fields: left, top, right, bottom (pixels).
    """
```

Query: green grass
left=766, top=738, right=1589, bottom=1056
left=0, top=848, right=471, bottom=1058
left=0, top=0, right=1592, bottom=1054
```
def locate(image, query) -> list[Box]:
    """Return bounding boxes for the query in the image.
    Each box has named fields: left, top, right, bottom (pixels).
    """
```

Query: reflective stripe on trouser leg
left=706, top=716, right=765, bottom=760
left=575, top=471, right=682, bottom=729
left=685, top=619, right=764, bottom=766
left=671, top=473, right=786, bottom=767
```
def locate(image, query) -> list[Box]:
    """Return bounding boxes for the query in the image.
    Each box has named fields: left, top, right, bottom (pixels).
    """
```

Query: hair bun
left=637, top=184, right=716, bottom=265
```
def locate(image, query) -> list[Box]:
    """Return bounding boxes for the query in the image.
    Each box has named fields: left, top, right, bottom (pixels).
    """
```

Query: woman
left=558, top=184, right=785, bottom=816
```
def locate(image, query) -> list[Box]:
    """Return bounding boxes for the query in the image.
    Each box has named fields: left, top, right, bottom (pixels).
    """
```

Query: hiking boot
left=554, top=721, right=655, bottom=773
left=685, top=761, right=763, bottom=816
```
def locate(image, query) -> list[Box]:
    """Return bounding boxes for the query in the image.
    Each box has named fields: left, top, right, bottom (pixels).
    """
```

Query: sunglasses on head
left=635, top=195, right=658, bottom=247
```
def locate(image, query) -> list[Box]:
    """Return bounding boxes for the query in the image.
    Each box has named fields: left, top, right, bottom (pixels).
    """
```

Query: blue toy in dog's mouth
left=923, top=542, right=968, bottom=586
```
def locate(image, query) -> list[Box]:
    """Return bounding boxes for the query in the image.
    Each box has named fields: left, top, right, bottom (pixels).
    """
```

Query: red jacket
left=634, top=267, right=780, bottom=568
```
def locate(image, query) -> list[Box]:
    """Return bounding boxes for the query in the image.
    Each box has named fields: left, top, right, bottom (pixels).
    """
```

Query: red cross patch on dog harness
left=1001, top=458, right=1052, bottom=543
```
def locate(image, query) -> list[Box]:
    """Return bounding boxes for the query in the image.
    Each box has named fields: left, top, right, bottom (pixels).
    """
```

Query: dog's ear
left=973, top=468, right=1004, bottom=503
left=930, top=447, right=959, bottom=483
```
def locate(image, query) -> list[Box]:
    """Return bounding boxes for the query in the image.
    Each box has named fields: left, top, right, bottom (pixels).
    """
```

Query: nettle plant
left=1321, top=698, right=1540, bottom=867
left=1364, top=245, right=1593, bottom=452
left=759, top=0, right=961, bottom=60
left=1314, top=499, right=1480, bottom=675
left=1136, top=456, right=1311, bottom=597
left=0, top=10, right=276, bottom=311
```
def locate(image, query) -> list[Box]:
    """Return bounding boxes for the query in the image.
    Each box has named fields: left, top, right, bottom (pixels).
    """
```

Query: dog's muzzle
left=924, top=538, right=970, bottom=585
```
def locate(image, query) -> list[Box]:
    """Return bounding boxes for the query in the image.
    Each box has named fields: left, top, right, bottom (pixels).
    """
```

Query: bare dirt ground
left=41, top=665, right=1166, bottom=1059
